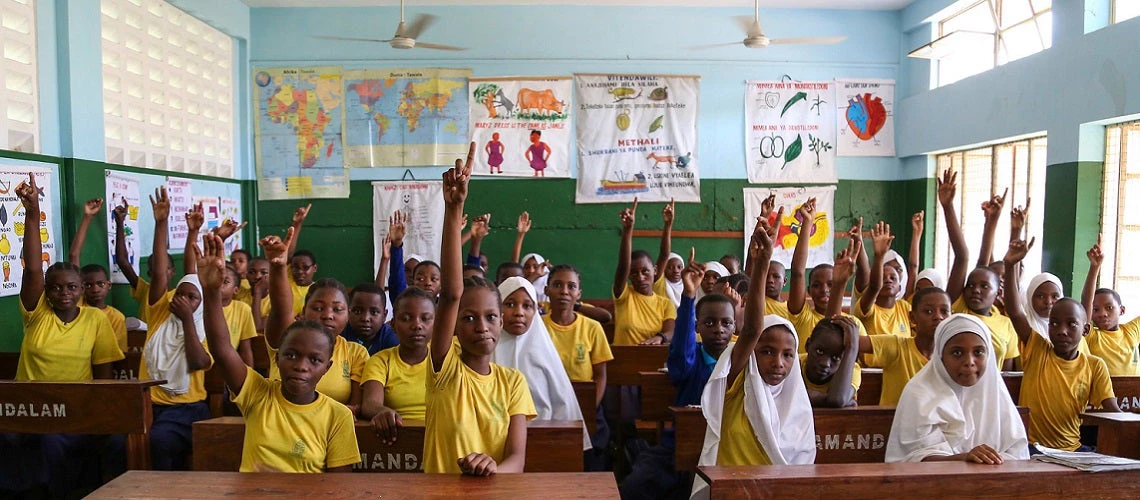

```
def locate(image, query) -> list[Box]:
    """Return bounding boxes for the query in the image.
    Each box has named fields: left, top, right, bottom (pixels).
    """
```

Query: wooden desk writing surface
left=697, top=461, right=1140, bottom=499
left=193, top=416, right=584, bottom=473
left=1082, top=412, right=1140, bottom=459
left=607, top=345, right=668, bottom=386
left=90, top=470, right=619, bottom=499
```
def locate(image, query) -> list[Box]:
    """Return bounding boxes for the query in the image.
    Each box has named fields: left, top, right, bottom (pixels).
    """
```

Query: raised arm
left=829, top=239, right=857, bottom=318
left=261, top=227, right=297, bottom=349
left=16, top=174, right=43, bottom=310
left=431, top=143, right=475, bottom=372
left=183, top=203, right=204, bottom=275
left=69, top=198, right=103, bottom=265
left=655, top=199, right=675, bottom=279
left=906, top=210, right=923, bottom=299
left=938, top=170, right=969, bottom=302
left=612, top=199, right=638, bottom=298
left=468, top=214, right=490, bottom=266
left=148, top=187, right=172, bottom=306
left=826, top=315, right=861, bottom=408
left=376, top=234, right=391, bottom=289
left=976, top=188, right=1007, bottom=268
left=286, top=203, right=310, bottom=260
left=511, top=212, right=530, bottom=264
left=1002, top=227, right=1035, bottom=344
left=787, top=198, right=817, bottom=315
left=386, top=211, right=408, bottom=300
left=745, top=194, right=776, bottom=276
left=668, top=248, right=704, bottom=382
left=1083, top=235, right=1103, bottom=319
left=858, top=222, right=893, bottom=315
left=850, top=218, right=869, bottom=292
left=112, top=199, right=140, bottom=288
left=728, top=211, right=778, bottom=387
left=199, top=233, right=248, bottom=393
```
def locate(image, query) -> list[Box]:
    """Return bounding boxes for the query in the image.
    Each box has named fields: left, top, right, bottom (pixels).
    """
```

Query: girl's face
left=754, top=326, right=797, bottom=386
left=456, top=287, right=502, bottom=356
left=941, top=332, right=987, bottom=387
left=172, top=282, right=202, bottom=313
left=530, top=131, right=540, bottom=143
left=393, top=296, right=434, bottom=349
left=1032, top=282, right=1062, bottom=319
left=545, top=270, right=581, bottom=313
left=303, top=287, right=348, bottom=335
left=808, top=267, right=833, bottom=312
left=701, top=270, right=720, bottom=294
left=878, top=263, right=902, bottom=300
left=963, top=269, right=999, bottom=313
left=232, top=253, right=249, bottom=276
left=45, top=269, right=82, bottom=313
left=492, top=132, right=500, bottom=141
left=81, top=270, right=111, bottom=305
left=413, top=265, right=441, bottom=297
left=404, top=259, right=420, bottom=280
left=276, top=328, right=333, bottom=402
left=664, top=258, right=684, bottom=283
left=502, top=288, right=536, bottom=336
left=523, top=258, right=545, bottom=282
left=628, top=256, right=655, bottom=295
left=289, top=255, right=317, bottom=286
left=910, top=292, right=951, bottom=336
left=348, top=292, right=386, bottom=339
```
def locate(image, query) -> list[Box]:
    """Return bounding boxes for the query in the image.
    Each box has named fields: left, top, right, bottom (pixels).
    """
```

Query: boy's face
left=81, top=270, right=111, bottom=305
left=878, top=263, right=902, bottom=300
left=696, top=301, right=735, bottom=356
left=808, top=267, right=833, bottom=313
left=963, top=268, right=999, bottom=313
left=496, top=266, right=524, bottom=285
left=276, top=328, right=333, bottom=401
left=393, top=296, right=434, bottom=349
left=247, top=260, right=270, bottom=287
left=232, top=253, right=249, bottom=275
left=628, top=256, right=655, bottom=295
left=1048, top=300, right=1090, bottom=358
left=349, top=292, right=387, bottom=339
left=766, top=263, right=785, bottom=301
left=910, top=292, right=951, bottom=336
left=456, top=287, right=502, bottom=356
left=219, top=268, right=239, bottom=301
left=545, top=270, right=582, bottom=312
left=804, top=329, right=845, bottom=385
left=413, top=265, right=441, bottom=297
left=754, top=326, right=797, bottom=386
left=290, top=255, right=317, bottom=286
left=1090, top=292, right=1123, bottom=331
left=941, top=332, right=987, bottom=387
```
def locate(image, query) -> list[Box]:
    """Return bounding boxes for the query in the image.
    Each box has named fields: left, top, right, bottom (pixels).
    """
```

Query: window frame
left=1100, top=121, right=1140, bottom=297
left=0, top=0, right=40, bottom=153
left=936, top=0, right=1053, bottom=87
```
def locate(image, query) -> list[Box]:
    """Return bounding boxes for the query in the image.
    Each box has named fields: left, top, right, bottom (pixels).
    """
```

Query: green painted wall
left=1042, top=161, right=1104, bottom=293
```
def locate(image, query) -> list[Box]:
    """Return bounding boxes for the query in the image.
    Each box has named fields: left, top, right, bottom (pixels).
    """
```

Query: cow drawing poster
left=743, top=186, right=836, bottom=269
left=468, top=77, right=572, bottom=178
left=372, top=181, right=445, bottom=273
left=836, top=79, right=895, bottom=157
left=745, top=81, right=837, bottom=184
left=574, top=73, right=700, bottom=204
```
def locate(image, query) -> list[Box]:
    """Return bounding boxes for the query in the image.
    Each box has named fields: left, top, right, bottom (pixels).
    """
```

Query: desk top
left=698, top=461, right=1081, bottom=482
left=89, top=471, right=619, bottom=499
left=1082, top=411, right=1140, bottom=423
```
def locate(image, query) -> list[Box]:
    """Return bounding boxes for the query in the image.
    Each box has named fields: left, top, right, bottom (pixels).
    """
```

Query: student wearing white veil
left=914, top=268, right=946, bottom=291
left=519, top=253, right=550, bottom=303
left=883, top=249, right=909, bottom=300
left=493, top=277, right=590, bottom=450
left=654, top=252, right=685, bottom=308
left=696, top=261, right=731, bottom=301
left=886, top=314, right=1029, bottom=463
left=1022, top=272, right=1063, bottom=340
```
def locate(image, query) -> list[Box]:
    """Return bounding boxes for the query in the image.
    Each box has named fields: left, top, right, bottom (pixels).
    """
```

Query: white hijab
left=692, top=315, right=815, bottom=499
left=915, top=268, right=946, bottom=290
left=886, top=314, right=1028, bottom=463
left=519, top=253, right=549, bottom=303
left=143, top=275, right=206, bottom=396
left=663, top=252, right=685, bottom=307
left=884, top=250, right=908, bottom=300
left=492, top=277, right=590, bottom=450
left=696, top=261, right=731, bottom=301
left=1023, top=273, right=1062, bottom=340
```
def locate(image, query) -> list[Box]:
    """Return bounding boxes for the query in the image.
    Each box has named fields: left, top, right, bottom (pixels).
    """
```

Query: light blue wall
left=249, top=5, right=906, bottom=181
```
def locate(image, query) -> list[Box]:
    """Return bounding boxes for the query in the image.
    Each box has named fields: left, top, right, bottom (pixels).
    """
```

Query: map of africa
left=343, top=68, right=472, bottom=167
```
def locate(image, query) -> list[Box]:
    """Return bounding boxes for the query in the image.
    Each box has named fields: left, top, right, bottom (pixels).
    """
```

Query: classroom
left=1, top=0, right=1139, bottom=498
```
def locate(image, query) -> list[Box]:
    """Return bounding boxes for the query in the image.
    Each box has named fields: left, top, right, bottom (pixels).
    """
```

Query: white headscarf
left=519, top=253, right=549, bottom=303
left=696, top=261, right=731, bottom=301
left=492, top=277, right=590, bottom=450
left=692, top=315, right=815, bottom=498
left=404, top=253, right=425, bottom=265
left=663, top=252, right=685, bottom=307
left=884, top=250, right=908, bottom=300
left=1022, top=273, right=1062, bottom=340
left=915, top=268, right=946, bottom=290
left=886, top=314, right=1028, bottom=463
left=143, top=275, right=206, bottom=396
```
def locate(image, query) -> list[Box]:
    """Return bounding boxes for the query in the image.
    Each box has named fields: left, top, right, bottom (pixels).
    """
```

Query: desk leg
left=126, top=433, right=151, bottom=470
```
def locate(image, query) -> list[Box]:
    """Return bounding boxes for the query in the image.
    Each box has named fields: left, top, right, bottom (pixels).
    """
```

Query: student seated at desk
left=802, top=317, right=862, bottom=408
left=886, top=314, right=1029, bottom=464
left=200, top=233, right=360, bottom=473
left=1082, top=242, right=1140, bottom=376
left=360, top=287, right=435, bottom=443
left=612, top=198, right=677, bottom=346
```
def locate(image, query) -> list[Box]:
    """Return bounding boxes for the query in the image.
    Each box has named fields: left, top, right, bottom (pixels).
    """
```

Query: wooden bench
left=192, top=416, right=585, bottom=473
left=608, top=345, right=669, bottom=387
left=671, top=405, right=1030, bottom=471
left=0, top=352, right=19, bottom=379
left=696, top=461, right=1140, bottom=499
left=90, top=470, right=619, bottom=499
left=0, top=379, right=164, bottom=470
left=999, top=374, right=1139, bottom=409
left=1082, top=412, right=1140, bottom=459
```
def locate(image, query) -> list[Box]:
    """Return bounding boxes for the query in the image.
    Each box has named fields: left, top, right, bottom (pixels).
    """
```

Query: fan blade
left=314, top=35, right=393, bottom=43
left=732, top=15, right=765, bottom=37
left=768, top=36, right=847, bottom=45
left=689, top=42, right=743, bottom=50
left=414, top=41, right=467, bottom=51
left=404, top=13, right=437, bottom=40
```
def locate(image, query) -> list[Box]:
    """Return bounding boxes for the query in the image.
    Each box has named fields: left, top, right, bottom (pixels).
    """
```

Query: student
left=802, top=317, right=862, bottom=408
left=495, top=277, right=590, bottom=449
left=284, top=204, right=314, bottom=317
left=613, top=198, right=677, bottom=345
left=113, top=197, right=175, bottom=324
left=237, top=257, right=271, bottom=333
left=196, top=233, right=360, bottom=472
left=424, top=145, right=536, bottom=476
left=342, top=283, right=398, bottom=355
left=513, top=211, right=551, bottom=303
left=854, top=220, right=911, bottom=337
left=1003, top=234, right=1121, bottom=452
left=1083, top=239, right=1140, bottom=375
left=720, top=254, right=742, bottom=276
left=886, top=314, right=1029, bottom=463
left=496, top=261, right=525, bottom=285
left=68, top=196, right=129, bottom=352
left=914, top=268, right=946, bottom=291
left=652, top=199, right=685, bottom=308
left=463, top=264, right=485, bottom=280
left=231, top=248, right=251, bottom=276
left=360, top=287, right=435, bottom=443
left=697, top=260, right=731, bottom=301
left=183, top=204, right=256, bottom=367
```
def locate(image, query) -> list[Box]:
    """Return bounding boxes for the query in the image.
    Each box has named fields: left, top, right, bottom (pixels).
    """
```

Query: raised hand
left=472, top=214, right=491, bottom=239
left=1004, top=236, right=1035, bottom=264
left=936, top=169, right=957, bottom=207
left=442, top=142, right=475, bottom=206
left=760, top=192, right=776, bottom=218
left=388, top=210, right=408, bottom=246
left=83, top=198, right=104, bottom=217
left=112, top=197, right=129, bottom=226
left=381, top=234, right=393, bottom=261
left=981, top=188, right=1008, bottom=221
left=849, top=217, right=865, bottom=257
left=749, top=216, right=776, bottom=262
left=1010, top=199, right=1030, bottom=238
left=680, top=247, right=705, bottom=296
left=259, top=227, right=295, bottom=266
left=459, top=213, right=469, bottom=232
left=292, top=203, right=312, bottom=226
left=185, top=202, right=205, bottom=232
left=150, top=186, right=170, bottom=221
left=833, top=238, right=857, bottom=282
left=198, top=234, right=228, bottom=295
left=1087, top=234, right=1104, bottom=268
left=14, top=173, right=38, bottom=211
left=796, top=197, right=817, bottom=232
left=871, top=221, right=894, bottom=256
left=619, top=198, right=638, bottom=231
left=663, top=198, right=675, bottom=226
left=213, top=218, right=247, bottom=241
left=517, top=211, right=531, bottom=234
left=911, top=210, right=924, bottom=235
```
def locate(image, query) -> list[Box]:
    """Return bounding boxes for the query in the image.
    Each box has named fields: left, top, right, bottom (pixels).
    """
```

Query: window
left=101, top=0, right=234, bottom=177
left=936, top=0, right=1053, bottom=87
left=0, top=0, right=39, bottom=153
left=933, top=136, right=1047, bottom=278
left=1100, top=121, right=1140, bottom=303
left=1114, top=0, right=1140, bottom=24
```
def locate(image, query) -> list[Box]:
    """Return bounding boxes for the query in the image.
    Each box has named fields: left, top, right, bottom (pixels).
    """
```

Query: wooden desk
left=90, top=470, right=619, bottom=499
left=112, top=351, right=143, bottom=380
left=696, top=461, right=1140, bottom=499
left=0, top=352, right=18, bottom=379
left=127, top=329, right=147, bottom=352
left=608, top=345, right=668, bottom=387
left=638, top=370, right=675, bottom=425
left=572, top=381, right=598, bottom=434
left=0, top=379, right=164, bottom=470
left=1082, top=412, right=1140, bottom=459
left=671, top=405, right=1030, bottom=471
left=856, top=368, right=881, bottom=405
left=192, top=416, right=584, bottom=473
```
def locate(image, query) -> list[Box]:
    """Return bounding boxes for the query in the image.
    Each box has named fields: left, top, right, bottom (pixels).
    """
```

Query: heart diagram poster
left=468, top=76, right=572, bottom=178
left=574, top=74, right=700, bottom=204
left=745, top=81, right=837, bottom=184
left=372, top=181, right=445, bottom=272
left=836, top=79, right=895, bottom=157
left=105, top=171, right=140, bottom=285
left=743, top=186, right=836, bottom=269
left=0, top=166, right=56, bottom=296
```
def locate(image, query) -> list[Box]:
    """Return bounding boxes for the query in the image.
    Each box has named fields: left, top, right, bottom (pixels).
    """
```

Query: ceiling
left=241, top=0, right=917, bottom=10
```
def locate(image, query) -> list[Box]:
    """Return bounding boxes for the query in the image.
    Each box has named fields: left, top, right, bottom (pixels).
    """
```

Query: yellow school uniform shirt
left=543, top=314, right=614, bottom=382
left=130, top=278, right=175, bottom=324
left=235, top=278, right=252, bottom=304
left=856, top=300, right=912, bottom=337
left=716, top=373, right=772, bottom=466
left=1086, top=317, right=1140, bottom=376
left=1019, top=333, right=1115, bottom=450
left=651, top=275, right=670, bottom=299
left=289, top=276, right=311, bottom=317
left=232, top=366, right=360, bottom=472
left=222, top=300, right=259, bottom=349
left=361, top=346, right=428, bottom=420
left=766, top=297, right=790, bottom=320
left=789, top=307, right=869, bottom=354
left=423, top=346, right=537, bottom=474
left=100, top=305, right=129, bottom=353
left=952, top=298, right=1020, bottom=365
left=16, top=294, right=124, bottom=381
left=800, top=353, right=863, bottom=394
left=268, top=336, right=368, bottom=405
left=864, top=335, right=928, bottom=407
left=613, top=283, right=677, bottom=345
left=140, top=294, right=214, bottom=405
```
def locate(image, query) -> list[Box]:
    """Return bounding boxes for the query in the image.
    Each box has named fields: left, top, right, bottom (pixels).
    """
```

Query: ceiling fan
left=694, top=0, right=847, bottom=49
left=315, top=0, right=465, bottom=51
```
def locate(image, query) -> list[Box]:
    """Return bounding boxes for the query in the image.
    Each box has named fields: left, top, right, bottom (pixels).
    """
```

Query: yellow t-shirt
left=16, top=294, right=124, bottom=381
left=361, top=347, right=428, bottom=420
left=864, top=335, right=929, bottom=407
left=289, top=276, right=311, bottom=317
left=100, top=305, right=129, bottom=354
left=235, top=278, right=252, bottom=305
left=130, top=278, right=175, bottom=324
left=716, top=373, right=772, bottom=466
left=766, top=297, right=790, bottom=320
left=613, top=282, right=678, bottom=345
left=1086, top=317, right=1140, bottom=376
left=140, top=295, right=214, bottom=405
left=222, top=301, right=259, bottom=349
left=268, top=336, right=368, bottom=405
left=789, top=306, right=869, bottom=355
left=952, top=297, right=1020, bottom=365
left=856, top=299, right=912, bottom=337
left=1019, top=334, right=1115, bottom=450
left=423, top=346, right=537, bottom=474
left=651, top=275, right=671, bottom=300
left=543, top=314, right=614, bottom=382
left=800, top=352, right=863, bottom=395
left=232, top=366, right=360, bottom=472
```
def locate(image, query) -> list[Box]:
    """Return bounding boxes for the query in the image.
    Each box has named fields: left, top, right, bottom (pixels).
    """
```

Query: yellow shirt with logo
left=952, top=297, right=1020, bottom=365
left=856, top=300, right=912, bottom=337
left=863, top=335, right=928, bottom=407
left=543, top=314, right=614, bottom=382
left=232, top=366, right=360, bottom=472
left=222, top=300, right=259, bottom=349
left=1086, top=317, right=1140, bottom=376
left=800, top=352, right=863, bottom=395
left=361, top=347, right=428, bottom=420
left=1019, top=333, right=1115, bottom=450
left=716, top=373, right=772, bottom=466
left=268, top=336, right=368, bottom=405
left=613, top=283, right=677, bottom=345
left=789, top=306, right=869, bottom=354
left=423, top=346, right=536, bottom=474
left=17, top=294, right=124, bottom=381
left=140, top=294, right=214, bottom=405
